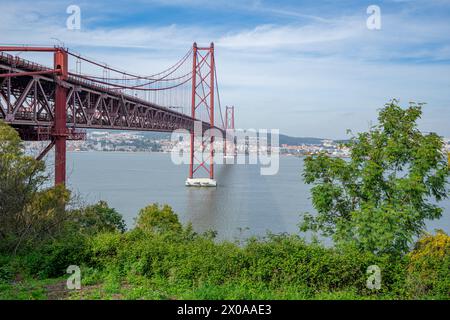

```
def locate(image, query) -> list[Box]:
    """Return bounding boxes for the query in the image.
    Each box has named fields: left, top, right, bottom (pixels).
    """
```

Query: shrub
left=242, top=235, right=384, bottom=293
left=406, top=230, right=450, bottom=298
left=3, top=199, right=448, bottom=300
left=70, top=201, right=126, bottom=235
left=19, top=234, right=88, bottom=278
left=135, top=204, right=182, bottom=234
left=0, top=256, right=15, bottom=283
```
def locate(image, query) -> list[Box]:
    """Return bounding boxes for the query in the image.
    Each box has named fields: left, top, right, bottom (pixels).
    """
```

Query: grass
left=0, top=274, right=407, bottom=300
left=0, top=277, right=66, bottom=300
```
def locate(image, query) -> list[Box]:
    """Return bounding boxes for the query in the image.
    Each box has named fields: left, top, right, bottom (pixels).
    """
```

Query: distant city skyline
left=1, top=0, right=449, bottom=139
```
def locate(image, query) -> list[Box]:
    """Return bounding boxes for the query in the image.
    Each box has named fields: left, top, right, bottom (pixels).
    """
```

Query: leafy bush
left=84, top=219, right=409, bottom=297
left=88, top=232, right=124, bottom=268
left=0, top=121, right=73, bottom=254
left=135, top=203, right=182, bottom=234
left=0, top=256, right=15, bottom=283
left=19, top=234, right=88, bottom=278
left=70, top=201, right=126, bottom=235
left=0, top=122, right=47, bottom=246
left=0, top=122, right=125, bottom=257
left=2, top=202, right=448, bottom=299
left=406, top=230, right=450, bottom=298
left=241, top=235, right=400, bottom=294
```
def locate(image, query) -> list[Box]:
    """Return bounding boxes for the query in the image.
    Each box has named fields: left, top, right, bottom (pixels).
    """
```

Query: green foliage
left=0, top=256, right=15, bottom=283
left=0, top=278, right=55, bottom=300
left=70, top=201, right=126, bottom=235
left=406, top=230, right=450, bottom=298
left=301, top=100, right=449, bottom=254
left=88, top=232, right=123, bottom=268
left=0, top=121, right=74, bottom=253
left=0, top=122, right=125, bottom=256
left=0, top=121, right=47, bottom=251
left=81, top=215, right=412, bottom=299
left=2, top=203, right=448, bottom=300
left=20, top=185, right=71, bottom=246
left=17, top=234, right=88, bottom=279
left=135, top=203, right=182, bottom=234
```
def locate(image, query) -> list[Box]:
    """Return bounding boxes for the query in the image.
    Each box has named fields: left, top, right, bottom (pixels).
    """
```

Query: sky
left=1, top=0, right=449, bottom=139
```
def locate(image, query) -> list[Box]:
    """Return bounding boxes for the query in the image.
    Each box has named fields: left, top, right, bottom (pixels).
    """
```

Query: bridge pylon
left=224, top=106, right=236, bottom=159
left=186, top=42, right=217, bottom=187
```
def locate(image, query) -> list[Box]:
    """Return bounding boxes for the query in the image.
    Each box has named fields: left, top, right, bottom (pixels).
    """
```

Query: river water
left=59, top=151, right=449, bottom=241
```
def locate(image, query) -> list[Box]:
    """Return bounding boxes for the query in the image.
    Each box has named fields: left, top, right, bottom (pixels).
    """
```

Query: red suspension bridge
left=0, top=43, right=235, bottom=187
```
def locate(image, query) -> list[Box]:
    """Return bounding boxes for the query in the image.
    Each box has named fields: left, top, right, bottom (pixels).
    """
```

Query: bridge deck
left=0, top=51, right=221, bottom=137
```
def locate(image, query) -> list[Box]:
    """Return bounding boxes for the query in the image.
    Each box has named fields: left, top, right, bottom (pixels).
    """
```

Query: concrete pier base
left=185, top=178, right=217, bottom=187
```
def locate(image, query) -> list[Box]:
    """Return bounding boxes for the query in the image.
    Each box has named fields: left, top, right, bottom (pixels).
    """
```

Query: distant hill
left=138, top=131, right=171, bottom=140
left=138, top=132, right=328, bottom=145
left=279, top=134, right=325, bottom=146
left=88, top=129, right=171, bottom=140
left=88, top=129, right=331, bottom=145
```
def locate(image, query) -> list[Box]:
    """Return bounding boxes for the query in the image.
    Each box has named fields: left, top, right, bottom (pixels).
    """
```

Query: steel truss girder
left=0, top=55, right=216, bottom=135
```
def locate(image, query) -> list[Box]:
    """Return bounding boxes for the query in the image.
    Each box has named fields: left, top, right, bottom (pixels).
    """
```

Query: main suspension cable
left=214, top=61, right=225, bottom=129
left=69, top=72, right=193, bottom=91
left=66, top=48, right=193, bottom=81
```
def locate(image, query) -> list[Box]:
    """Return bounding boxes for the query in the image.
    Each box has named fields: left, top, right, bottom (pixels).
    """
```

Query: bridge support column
left=54, top=85, right=67, bottom=185
left=53, top=48, right=68, bottom=186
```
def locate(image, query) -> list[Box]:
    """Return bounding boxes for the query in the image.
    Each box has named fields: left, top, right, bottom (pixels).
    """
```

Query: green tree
left=0, top=121, right=71, bottom=253
left=71, top=200, right=126, bottom=234
left=135, top=203, right=182, bottom=234
left=301, top=100, right=449, bottom=255
left=0, top=121, right=47, bottom=250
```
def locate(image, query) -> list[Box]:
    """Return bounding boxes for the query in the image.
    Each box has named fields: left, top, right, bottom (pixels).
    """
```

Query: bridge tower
left=186, top=42, right=217, bottom=187
left=225, top=106, right=235, bottom=130
left=224, top=106, right=236, bottom=158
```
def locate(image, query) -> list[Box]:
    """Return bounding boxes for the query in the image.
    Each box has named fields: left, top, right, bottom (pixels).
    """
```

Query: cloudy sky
left=1, top=0, right=449, bottom=138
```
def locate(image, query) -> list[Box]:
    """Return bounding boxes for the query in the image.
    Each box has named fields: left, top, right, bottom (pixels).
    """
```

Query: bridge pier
left=53, top=48, right=68, bottom=186
left=54, top=84, right=67, bottom=185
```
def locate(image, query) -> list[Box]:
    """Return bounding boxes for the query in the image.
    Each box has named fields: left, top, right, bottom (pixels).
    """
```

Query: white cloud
left=217, top=20, right=362, bottom=49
